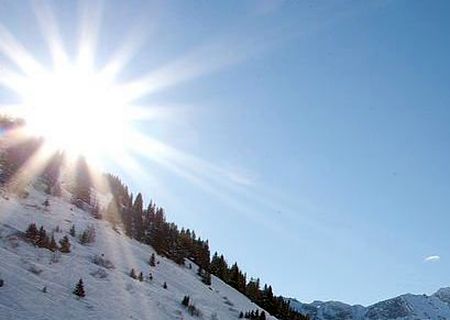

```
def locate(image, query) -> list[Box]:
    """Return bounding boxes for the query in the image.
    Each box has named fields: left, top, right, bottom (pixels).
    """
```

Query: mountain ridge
left=288, top=287, right=450, bottom=320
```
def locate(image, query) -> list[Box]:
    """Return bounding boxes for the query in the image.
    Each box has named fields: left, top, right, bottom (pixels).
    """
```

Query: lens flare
left=19, top=64, right=130, bottom=159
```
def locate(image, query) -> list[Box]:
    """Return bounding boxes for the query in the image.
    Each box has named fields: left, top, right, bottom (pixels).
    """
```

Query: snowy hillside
left=0, top=186, right=276, bottom=320
left=288, top=289, right=450, bottom=320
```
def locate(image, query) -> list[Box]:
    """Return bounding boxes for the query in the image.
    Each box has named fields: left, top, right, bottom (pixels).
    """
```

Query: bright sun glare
left=0, top=1, right=254, bottom=195
left=19, top=63, right=129, bottom=159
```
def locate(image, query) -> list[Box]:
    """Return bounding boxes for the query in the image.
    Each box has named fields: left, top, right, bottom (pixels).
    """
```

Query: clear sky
left=1, top=0, right=450, bottom=306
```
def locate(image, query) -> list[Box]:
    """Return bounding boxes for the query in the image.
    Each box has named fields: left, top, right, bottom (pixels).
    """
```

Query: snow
left=289, top=290, right=450, bottom=320
left=0, top=187, right=276, bottom=320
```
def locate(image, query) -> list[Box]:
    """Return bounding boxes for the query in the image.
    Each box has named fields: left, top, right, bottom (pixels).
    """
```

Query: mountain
left=0, top=186, right=273, bottom=319
left=288, top=288, right=450, bottom=320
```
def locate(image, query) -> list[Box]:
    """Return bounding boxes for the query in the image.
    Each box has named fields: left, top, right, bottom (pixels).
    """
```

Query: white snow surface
left=0, top=187, right=276, bottom=320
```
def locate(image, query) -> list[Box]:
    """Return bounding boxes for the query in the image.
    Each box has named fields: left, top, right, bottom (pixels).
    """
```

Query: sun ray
left=0, top=67, right=28, bottom=93
left=32, top=0, right=68, bottom=66
left=99, top=24, right=150, bottom=82
left=116, top=32, right=269, bottom=103
left=0, top=124, right=35, bottom=149
left=77, top=0, right=104, bottom=70
left=5, top=143, right=54, bottom=194
left=0, top=24, right=44, bottom=75
left=0, top=2, right=289, bottom=236
left=125, top=132, right=284, bottom=231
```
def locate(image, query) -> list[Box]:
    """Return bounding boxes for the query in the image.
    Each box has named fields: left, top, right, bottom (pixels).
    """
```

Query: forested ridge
left=0, top=116, right=307, bottom=320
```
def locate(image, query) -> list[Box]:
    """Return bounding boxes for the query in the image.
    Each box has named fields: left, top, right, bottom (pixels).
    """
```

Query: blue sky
left=1, top=0, right=450, bottom=306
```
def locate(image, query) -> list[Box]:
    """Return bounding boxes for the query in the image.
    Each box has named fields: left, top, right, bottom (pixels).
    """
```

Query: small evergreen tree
left=69, top=224, right=76, bottom=237
left=49, top=235, right=57, bottom=252
left=129, top=268, right=137, bottom=279
left=59, top=235, right=71, bottom=253
left=25, top=223, right=38, bottom=240
left=149, top=253, right=156, bottom=266
left=73, top=278, right=85, bottom=298
left=79, top=225, right=96, bottom=245
left=138, top=272, right=144, bottom=282
left=202, top=271, right=211, bottom=285
left=163, top=281, right=167, bottom=289
left=37, top=226, right=49, bottom=248
left=182, top=295, right=190, bottom=307
left=0, top=279, right=4, bottom=287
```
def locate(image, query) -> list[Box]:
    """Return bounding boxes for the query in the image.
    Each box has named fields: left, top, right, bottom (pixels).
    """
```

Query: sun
left=12, top=62, right=132, bottom=161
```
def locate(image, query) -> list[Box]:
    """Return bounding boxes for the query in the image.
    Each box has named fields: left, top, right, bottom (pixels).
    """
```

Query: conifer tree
left=149, top=253, right=156, bottom=266
left=182, top=295, right=190, bottom=307
left=129, top=268, right=137, bottom=279
left=37, top=226, right=49, bottom=248
left=132, top=193, right=144, bottom=240
left=73, top=156, right=91, bottom=205
left=69, top=224, right=76, bottom=237
left=79, top=225, right=96, bottom=244
left=49, top=235, right=57, bottom=252
left=138, top=272, right=144, bottom=282
left=41, top=151, right=63, bottom=193
left=25, top=223, right=38, bottom=241
left=73, top=278, right=85, bottom=298
left=59, top=235, right=71, bottom=253
left=163, top=281, right=167, bottom=289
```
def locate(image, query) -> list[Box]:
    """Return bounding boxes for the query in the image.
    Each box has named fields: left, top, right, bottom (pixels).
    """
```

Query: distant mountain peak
left=289, top=288, right=450, bottom=320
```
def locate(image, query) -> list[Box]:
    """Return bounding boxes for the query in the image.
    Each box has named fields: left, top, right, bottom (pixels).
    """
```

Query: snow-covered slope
left=0, top=187, right=275, bottom=320
left=288, top=289, right=450, bottom=320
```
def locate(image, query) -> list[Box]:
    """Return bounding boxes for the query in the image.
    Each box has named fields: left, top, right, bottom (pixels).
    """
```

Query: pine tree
left=182, top=295, right=190, bottom=307
left=73, top=278, right=85, bottom=298
left=79, top=230, right=88, bottom=244
left=260, top=311, right=266, bottom=320
left=79, top=225, right=95, bottom=244
left=163, top=281, right=167, bottom=289
left=149, top=253, right=156, bottom=266
left=37, top=226, right=49, bottom=248
left=41, top=151, right=63, bottom=193
left=132, top=193, right=144, bottom=240
left=59, top=235, right=71, bottom=253
left=198, top=267, right=211, bottom=285
left=138, top=272, right=144, bottom=282
left=69, top=224, right=76, bottom=237
left=73, top=156, right=91, bottom=205
left=25, top=223, right=38, bottom=241
left=129, top=268, right=137, bottom=279
left=49, top=235, right=57, bottom=252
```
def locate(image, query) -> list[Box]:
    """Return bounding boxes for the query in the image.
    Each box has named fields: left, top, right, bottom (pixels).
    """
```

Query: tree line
left=0, top=117, right=307, bottom=320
